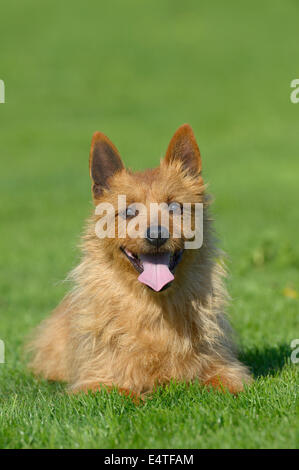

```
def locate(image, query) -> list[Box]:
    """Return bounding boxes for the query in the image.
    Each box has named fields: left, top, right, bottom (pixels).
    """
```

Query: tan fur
left=27, top=125, right=252, bottom=397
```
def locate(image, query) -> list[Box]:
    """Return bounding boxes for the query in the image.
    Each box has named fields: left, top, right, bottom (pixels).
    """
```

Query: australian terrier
left=28, top=124, right=252, bottom=397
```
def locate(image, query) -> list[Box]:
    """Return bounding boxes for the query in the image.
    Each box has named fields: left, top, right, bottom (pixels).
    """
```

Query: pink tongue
left=138, top=253, right=174, bottom=292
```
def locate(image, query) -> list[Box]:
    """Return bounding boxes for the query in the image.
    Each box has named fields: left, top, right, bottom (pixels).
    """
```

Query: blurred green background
left=0, top=0, right=298, bottom=449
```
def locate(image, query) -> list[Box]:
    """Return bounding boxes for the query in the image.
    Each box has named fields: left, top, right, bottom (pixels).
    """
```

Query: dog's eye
left=168, top=202, right=181, bottom=214
left=125, top=206, right=138, bottom=218
left=119, top=205, right=139, bottom=219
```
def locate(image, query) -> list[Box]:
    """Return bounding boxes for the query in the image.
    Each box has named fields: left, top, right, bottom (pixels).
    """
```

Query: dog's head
left=89, top=124, right=206, bottom=293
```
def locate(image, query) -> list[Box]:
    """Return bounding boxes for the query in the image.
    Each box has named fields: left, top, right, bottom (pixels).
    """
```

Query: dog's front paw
left=69, top=383, right=141, bottom=403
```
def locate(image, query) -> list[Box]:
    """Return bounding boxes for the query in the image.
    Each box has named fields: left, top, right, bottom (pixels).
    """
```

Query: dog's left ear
left=89, top=131, right=124, bottom=200
left=163, top=124, right=202, bottom=175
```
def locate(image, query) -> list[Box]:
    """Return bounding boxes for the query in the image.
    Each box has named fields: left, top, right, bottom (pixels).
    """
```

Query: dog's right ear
left=89, top=132, right=124, bottom=200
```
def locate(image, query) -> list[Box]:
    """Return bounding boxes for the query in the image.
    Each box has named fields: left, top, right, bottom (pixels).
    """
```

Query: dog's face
left=89, top=124, right=205, bottom=293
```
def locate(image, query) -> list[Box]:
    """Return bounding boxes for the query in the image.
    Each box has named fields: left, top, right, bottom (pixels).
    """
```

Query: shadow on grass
left=239, top=343, right=291, bottom=378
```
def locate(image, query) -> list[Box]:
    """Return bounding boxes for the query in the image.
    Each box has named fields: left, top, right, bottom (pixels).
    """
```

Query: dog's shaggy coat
left=28, top=124, right=252, bottom=396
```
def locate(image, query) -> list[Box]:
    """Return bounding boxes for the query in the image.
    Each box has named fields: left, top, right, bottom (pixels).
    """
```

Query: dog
left=28, top=124, right=252, bottom=397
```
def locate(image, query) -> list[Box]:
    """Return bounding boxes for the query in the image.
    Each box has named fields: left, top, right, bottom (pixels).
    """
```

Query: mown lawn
left=0, top=0, right=298, bottom=449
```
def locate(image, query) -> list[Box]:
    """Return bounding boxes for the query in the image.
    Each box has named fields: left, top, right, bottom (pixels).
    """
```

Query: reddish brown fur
left=27, top=124, right=252, bottom=397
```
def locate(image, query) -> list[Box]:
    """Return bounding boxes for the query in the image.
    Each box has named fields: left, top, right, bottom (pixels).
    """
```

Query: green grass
left=0, top=0, right=298, bottom=449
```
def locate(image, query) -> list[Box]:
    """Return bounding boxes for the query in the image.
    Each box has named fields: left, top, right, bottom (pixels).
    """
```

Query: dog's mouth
left=120, top=248, right=184, bottom=292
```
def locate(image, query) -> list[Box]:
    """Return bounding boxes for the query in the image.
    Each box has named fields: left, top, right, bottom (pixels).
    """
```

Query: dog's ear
left=163, top=124, right=202, bottom=175
left=89, top=131, right=124, bottom=199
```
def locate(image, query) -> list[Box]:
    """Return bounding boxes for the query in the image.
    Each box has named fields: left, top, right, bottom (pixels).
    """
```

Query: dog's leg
left=203, top=360, right=252, bottom=394
left=27, top=297, right=71, bottom=382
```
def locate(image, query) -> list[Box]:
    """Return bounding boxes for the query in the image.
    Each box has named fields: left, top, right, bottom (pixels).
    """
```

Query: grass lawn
left=0, top=0, right=298, bottom=449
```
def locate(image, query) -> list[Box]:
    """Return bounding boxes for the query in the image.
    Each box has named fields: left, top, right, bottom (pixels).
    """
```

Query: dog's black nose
left=146, top=225, right=169, bottom=248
